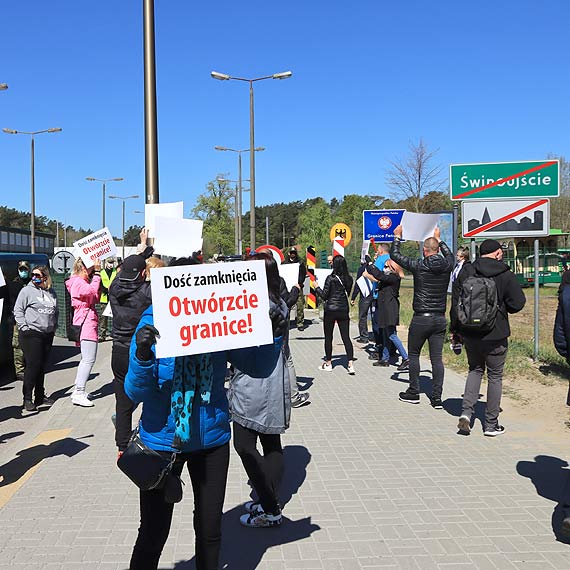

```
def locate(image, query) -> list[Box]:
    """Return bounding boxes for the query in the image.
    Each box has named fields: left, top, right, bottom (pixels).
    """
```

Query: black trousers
left=407, top=314, right=446, bottom=398
left=19, top=330, right=54, bottom=403
left=323, top=310, right=354, bottom=361
left=111, top=343, right=136, bottom=451
left=130, top=443, right=230, bottom=570
left=357, top=294, right=374, bottom=338
left=233, top=423, right=283, bottom=515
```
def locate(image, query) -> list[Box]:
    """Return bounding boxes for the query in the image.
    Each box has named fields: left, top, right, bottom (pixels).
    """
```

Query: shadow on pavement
left=48, top=344, right=80, bottom=367
left=88, top=380, right=114, bottom=401
left=0, top=405, right=40, bottom=423
left=517, top=455, right=570, bottom=544
left=0, top=436, right=90, bottom=487
left=172, top=445, right=320, bottom=569
left=0, top=431, right=24, bottom=444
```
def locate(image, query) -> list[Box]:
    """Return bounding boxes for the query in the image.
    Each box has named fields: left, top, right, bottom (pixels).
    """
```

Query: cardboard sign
left=278, top=263, right=300, bottom=291
left=145, top=201, right=184, bottom=238
left=360, top=240, right=371, bottom=263
left=151, top=260, right=273, bottom=358
left=73, top=227, right=117, bottom=268
left=314, top=268, right=332, bottom=287
left=400, top=212, right=441, bottom=242
left=153, top=216, right=203, bottom=257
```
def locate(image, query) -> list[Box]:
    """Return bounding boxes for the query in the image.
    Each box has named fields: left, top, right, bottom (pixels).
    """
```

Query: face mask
left=383, top=267, right=391, bottom=274
left=32, top=276, right=43, bottom=285
left=19, top=269, right=29, bottom=279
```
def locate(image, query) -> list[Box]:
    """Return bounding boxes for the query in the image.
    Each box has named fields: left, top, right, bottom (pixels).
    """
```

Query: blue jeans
left=381, top=326, right=408, bottom=361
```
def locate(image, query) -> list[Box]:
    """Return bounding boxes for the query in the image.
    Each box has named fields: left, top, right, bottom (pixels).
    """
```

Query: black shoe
left=484, top=425, right=506, bottom=437
left=373, top=360, right=389, bottom=367
left=399, top=391, right=420, bottom=404
left=297, top=326, right=305, bottom=332
left=291, top=392, right=310, bottom=408
left=23, top=400, right=37, bottom=412
left=356, top=337, right=369, bottom=344
left=430, top=397, right=443, bottom=409
left=397, top=359, right=410, bottom=371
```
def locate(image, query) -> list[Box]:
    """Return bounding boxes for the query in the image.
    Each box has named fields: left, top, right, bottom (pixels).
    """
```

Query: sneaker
left=71, top=391, right=95, bottom=407
left=484, top=425, right=506, bottom=437
left=399, top=391, right=420, bottom=404
left=372, top=360, right=389, bottom=367
left=35, top=395, right=55, bottom=406
left=430, top=398, right=443, bottom=410
left=317, top=362, right=333, bottom=372
left=291, top=392, right=310, bottom=408
left=244, top=501, right=262, bottom=514
left=397, top=359, right=410, bottom=371
left=356, top=337, right=369, bottom=344
left=297, top=326, right=305, bottom=332
left=23, top=400, right=37, bottom=412
left=347, top=364, right=355, bottom=375
left=457, top=415, right=471, bottom=434
left=240, top=509, right=282, bottom=528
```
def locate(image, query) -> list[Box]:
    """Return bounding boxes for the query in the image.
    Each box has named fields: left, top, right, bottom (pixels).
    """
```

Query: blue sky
left=1, top=1, right=569, bottom=239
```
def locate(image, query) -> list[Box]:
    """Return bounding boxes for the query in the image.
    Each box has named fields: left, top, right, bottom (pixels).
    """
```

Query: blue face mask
left=19, top=269, right=29, bottom=279
left=31, top=275, right=43, bottom=285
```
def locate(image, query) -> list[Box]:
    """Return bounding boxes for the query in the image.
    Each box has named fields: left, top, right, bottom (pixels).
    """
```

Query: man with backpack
left=451, top=239, right=526, bottom=437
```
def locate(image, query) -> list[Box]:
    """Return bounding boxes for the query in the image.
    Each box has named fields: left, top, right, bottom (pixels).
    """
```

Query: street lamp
left=86, top=177, right=124, bottom=228
left=109, top=195, right=140, bottom=259
left=216, top=177, right=251, bottom=254
left=3, top=127, right=62, bottom=253
left=214, top=145, right=264, bottom=254
left=211, top=70, right=292, bottom=249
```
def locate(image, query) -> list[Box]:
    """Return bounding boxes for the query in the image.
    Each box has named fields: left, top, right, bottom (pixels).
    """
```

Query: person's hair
left=168, top=255, right=202, bottom=267
left=379, top=243, right=390, bottom=254
left=32, top=265, right=52, bottom=288
left=331, top=254, right=351, bottom=290
left=145, top=256, right=165, bottom=281
left=457, top=247, right=470, bottom=261
left=423, top=237, right=439, bottom=253
left=71, top=257, right=86, bottom=276
left=385, top=259, right=404, bottom=278
left=248, top=252, right=281, bottom=304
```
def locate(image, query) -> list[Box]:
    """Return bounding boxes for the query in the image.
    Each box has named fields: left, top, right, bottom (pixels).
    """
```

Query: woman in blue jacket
left=124, top=256, right=285, bottom=570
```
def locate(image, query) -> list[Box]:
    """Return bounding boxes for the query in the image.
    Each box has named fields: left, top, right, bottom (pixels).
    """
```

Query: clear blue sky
left=1, top=0, right=569, bottom=239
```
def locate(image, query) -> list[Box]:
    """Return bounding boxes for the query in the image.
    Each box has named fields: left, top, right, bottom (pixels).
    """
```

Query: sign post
left=534, top=239, right=540, bottom=361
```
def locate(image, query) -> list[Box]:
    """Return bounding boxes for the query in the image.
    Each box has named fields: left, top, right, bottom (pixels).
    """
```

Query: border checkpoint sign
left=450, top=160, right=559, bottom=201
left=363, top=210, right=405, bottom=242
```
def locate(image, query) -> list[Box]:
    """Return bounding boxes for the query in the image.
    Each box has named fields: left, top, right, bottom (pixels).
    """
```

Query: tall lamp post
left=214, top=146, right=264, bottom=254
left=85, top=177, right=124, bottom=228
left=211, top=70, right=292, bottom=249
left=3, top=127, right=62, bottom=253
left=109, top=195, right=140, bottom=260
left=216, top=177, right=251, bottom=254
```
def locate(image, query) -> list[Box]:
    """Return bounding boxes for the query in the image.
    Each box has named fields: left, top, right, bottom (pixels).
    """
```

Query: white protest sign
left=401, top=212, right=441, bottom=242
left=278, top=263, right=300, bottom=291
left=151, top=260, right=273, bottom=358
left=153, top=216, right=203, bottom=257
left=360, top=240, right=371, bottom=263
left=73, top=227, right=117, bottom=268
left=357, top=275, right=373, bottom=296
left=0, top=267, right=5, bottom=318
left=102, top=303, right=113, bottom=317
left=314, top=268, right=332, bottom=286
left=145, top=202, right=184, bottom=238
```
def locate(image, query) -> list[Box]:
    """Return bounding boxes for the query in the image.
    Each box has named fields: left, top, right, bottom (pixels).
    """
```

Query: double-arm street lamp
left=86, top=177, right=124, bottom=228
left=214, top=146, right=264, bottom=254
left=211, top=70, right=292, bottom=249
left=216, top=176, right=251, bottom=254
left=3, top=127, right=62, bottom=253
left=109, top=195, right=140, bottom=260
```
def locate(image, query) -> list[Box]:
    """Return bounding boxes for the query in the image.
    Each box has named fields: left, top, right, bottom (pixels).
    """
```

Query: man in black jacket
left=284, top=248, right=307, bottom=330
left=109, top=253, right=152, bottom=454
left=451, top=239, right=525, bottom=437
left=390, top=225, right=454, bottom=407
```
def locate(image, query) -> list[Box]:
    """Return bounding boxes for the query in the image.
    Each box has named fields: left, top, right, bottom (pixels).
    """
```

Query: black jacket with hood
left=450, top=257, right=526, bottom=342
left=390, top=239, right=454, bottom=314
left=316, top=273, right=353, bottom=313
left=109, top=277, right=152, bottom=348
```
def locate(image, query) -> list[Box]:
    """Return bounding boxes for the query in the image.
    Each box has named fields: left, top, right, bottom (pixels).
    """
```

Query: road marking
left=0, top=428, right=72, bottom=509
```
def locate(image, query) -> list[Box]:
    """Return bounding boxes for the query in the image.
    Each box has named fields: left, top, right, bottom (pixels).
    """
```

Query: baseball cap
left=119, top=254, right=146, bottom=281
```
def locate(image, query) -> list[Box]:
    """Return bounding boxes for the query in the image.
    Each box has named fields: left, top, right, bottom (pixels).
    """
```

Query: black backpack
left=456, top=270, right=499, bottom=333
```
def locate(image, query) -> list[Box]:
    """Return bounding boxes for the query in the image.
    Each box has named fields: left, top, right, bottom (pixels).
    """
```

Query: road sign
left=330, top=223, right=351, bottom=246
left=462, top=199, right=550, bottom=238
left=362, top=210, right=405, bottom=242
left=52, top=250, right=75, bottom=274
left=450, top=160, right=559, bottom=201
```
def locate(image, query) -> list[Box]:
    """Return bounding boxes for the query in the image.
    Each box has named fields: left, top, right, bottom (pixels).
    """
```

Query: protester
left=285, top=247, right=307, bottom=330
left=144, top=255, right=166, bottom=280
left=364, top=258, right=409, bottom=370
left=374, top=243, right=390, bottom=270
left=109, top=252, right=152, bottom=454
left=315, top=254, right=355, bottom=374
left=124, top=254, right=287, bottom=567
left=327, top=254, right=333, bottom=267
left=451, top=239, right=526, bottom=436
left=230, top=252, right=291, bottom=527
left=351, top=260, right=374, bottom=343
left=7, top=260, right=32, bottom=380
left=554, top=271, right=570, bottom=384
left=13, top=265, right=58, bottom=411
left=98, top=257, right=117, bottom=341
left=66, top=258, right=102, bottom=407
left=451, top=246, right=470, bottom=285
left=390, top=226, right=454, bottom=407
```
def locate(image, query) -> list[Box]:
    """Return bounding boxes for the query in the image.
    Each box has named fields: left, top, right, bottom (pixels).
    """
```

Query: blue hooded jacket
left=125, top=306, right=282, bottom=453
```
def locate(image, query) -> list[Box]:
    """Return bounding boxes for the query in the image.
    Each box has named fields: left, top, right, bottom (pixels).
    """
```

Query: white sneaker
left=347, top=364, right=355, bottom=375
left=317, top=362, right=333, bottom=372
left=71, top=391, right=94, bottom=407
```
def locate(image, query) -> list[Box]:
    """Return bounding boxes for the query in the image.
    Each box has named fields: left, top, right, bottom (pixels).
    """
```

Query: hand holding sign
left=393, top=225, right=403, bottom=239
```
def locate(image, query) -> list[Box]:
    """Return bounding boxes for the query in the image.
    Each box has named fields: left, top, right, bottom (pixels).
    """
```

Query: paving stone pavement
left=0, top=311, right=569, bottom=569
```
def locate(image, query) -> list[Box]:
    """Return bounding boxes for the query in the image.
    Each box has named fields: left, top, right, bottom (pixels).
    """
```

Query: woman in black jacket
left=315, top=255, right=355, bottom=374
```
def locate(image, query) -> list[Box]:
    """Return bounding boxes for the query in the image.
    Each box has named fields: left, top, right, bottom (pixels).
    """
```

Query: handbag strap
left=335, top=275, right=350, bottom=303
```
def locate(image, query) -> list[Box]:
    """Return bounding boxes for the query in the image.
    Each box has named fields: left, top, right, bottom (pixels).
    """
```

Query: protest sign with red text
left=73, top=227, right=117, bottom=268
left=151, top=260, right=273, bottom=358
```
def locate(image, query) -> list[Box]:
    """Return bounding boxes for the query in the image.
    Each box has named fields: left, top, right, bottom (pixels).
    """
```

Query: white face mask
left=383, top=267, right=391, bottom=274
